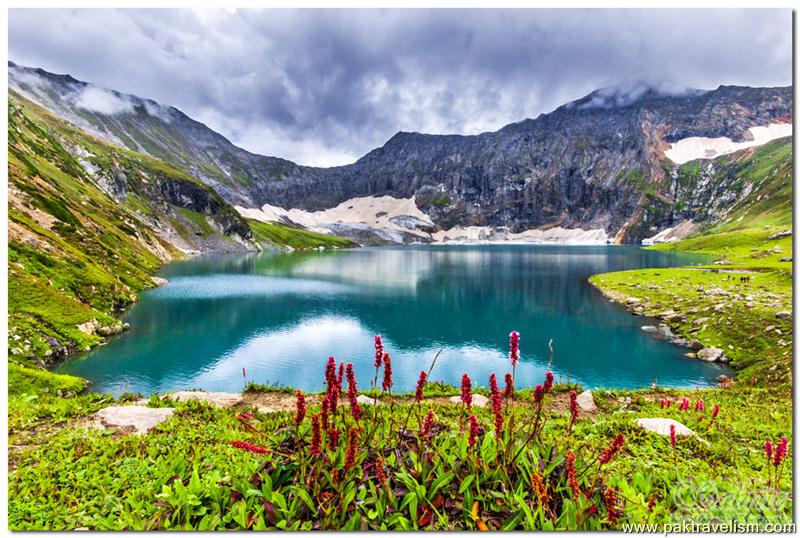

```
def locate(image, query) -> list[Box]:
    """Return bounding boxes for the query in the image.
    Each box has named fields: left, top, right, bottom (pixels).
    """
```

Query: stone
left=170, top=391, right=243, bottom=407
left=656, top=324, right=674, bottom=340
left=769, top=230, right=792, bottom=240
left=688, top=339, right=703, bottom=350
left=151, top=276, right=169, bottom=286
left=448, top=394, right=489, bottom=408
left=97, top=324, right=123, bottom=337
left=641, top=325, right=657, bottom=333
left=356, top=395, right=379, bottom=405
left=776, top=311, right=791, bottom=320
left=779, top=257, right=792, bottom=262
left=684, top=352, right=697, bottom=359
left=636, top=418, right=695, bottom=437
left=575, top=390, right=597, bottom=413
left=95, top=405, right=175, bottom=434
left=693, top=317, right=709, bottom=325
left=697, top=347, right=726, bottom=362
left=76, top=319, right=100, bottom=335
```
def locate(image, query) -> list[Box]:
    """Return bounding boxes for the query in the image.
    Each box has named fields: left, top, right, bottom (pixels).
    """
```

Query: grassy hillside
left=590, top=139, right=792, bottom=385
left=248, top=218, right=356, bottom=250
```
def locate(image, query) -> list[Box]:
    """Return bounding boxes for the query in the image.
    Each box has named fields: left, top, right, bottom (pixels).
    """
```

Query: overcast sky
left=8, top=9, right=792, bottom=166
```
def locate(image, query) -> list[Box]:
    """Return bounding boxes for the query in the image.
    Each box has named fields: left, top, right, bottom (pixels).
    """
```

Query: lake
left=57, top=245, right=731, bottom=395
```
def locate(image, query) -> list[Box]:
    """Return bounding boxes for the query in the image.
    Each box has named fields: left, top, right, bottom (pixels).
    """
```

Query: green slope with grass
left=590, top=138, right=792, bottom=385
left=248, top=218, right=357, bottom=250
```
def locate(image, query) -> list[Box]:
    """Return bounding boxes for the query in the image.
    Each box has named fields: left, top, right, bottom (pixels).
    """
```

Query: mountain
left=9, top=62, right=792, bottom=244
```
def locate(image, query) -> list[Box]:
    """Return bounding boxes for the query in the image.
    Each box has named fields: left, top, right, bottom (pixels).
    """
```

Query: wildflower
left=373, top=335, right=384, bottom=368
left=375, top=458, right=387, bottom=485
left=231, top=440, right=269, bottom=454
left=670, top=424, right=677, bottom=447
left=345, top=363, right=363, bottom=421
left=489, top=373, right=503, bottom=439
left=647, top=496, right=656, bottom=512
left=569, top=390, right=579, bottom=428
left=414, top=371, right=428, bottom=402
left=345, top=427, right=358, bottom=469
left=503, top=373, right=514, bottom=399
left=310, top=414, right=322, bottom=456
left=294, top=390, right=306, bottom=425
left=530, top=471, right=550, bottom=507
left=509, top=331, right=520, bottom=366
left=666, top=400, right=673, bottom=408
left=242, top=412, right=253, bottom=419
left=773, top=437, right=789, bottom=467
left=460, top=373, right=473, bottom=409
left=337, top=363, right=344, bottom=391
left=421, top=410, right=435, bottom=437
left=604, top=487, right=622, bottom=525
left=712, top=404, right=720, bottom=419
left=659, top=399, right=665, bottom=409
left=327, top=428, right=340, bottom=451
left=325, top=356, right=337, bottom=390
left=468, top=415, right=480, bottom=448
left=679, top=398, right=690, bottom=411
left=320, top=394, right=330, bottom=430
left=566, top=450, right=580, bottom=501
left=382, top=353, right=393, bottom=391
left=764, top=440, right=774, bottom=462
left=598, top=434, right=625, bottom=464
left=695, top=399, right=705, bottom=412
left=533, top=384, right=544, bottom=403
left=543, top=371, right=554, bottom=394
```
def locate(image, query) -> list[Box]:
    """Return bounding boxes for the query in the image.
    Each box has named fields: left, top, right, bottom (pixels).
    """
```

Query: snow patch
left=665, top=123, right=792, bottom=165
left=641, top=220, right=699, bottom=246
left=432, top=226, right=609, bottom=245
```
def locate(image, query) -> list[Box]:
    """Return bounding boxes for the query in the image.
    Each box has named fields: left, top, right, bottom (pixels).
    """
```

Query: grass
left=7, top=353, right=793, bottom=530
left=247, top=218, right=357, bottom=250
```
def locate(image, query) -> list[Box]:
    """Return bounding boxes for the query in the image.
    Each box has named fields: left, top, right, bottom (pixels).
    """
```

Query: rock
left=656, top=324, right=674, bottom=340
left=684, top=352, right=697, bottom=359
left=97, top=324, right=123, bottom=337
left=769, top=230, right=792, bottom=240
left=170, top=391, right=243, bottom=407
left=779, top=257, right=792, bottom=262
left=776, top=311, right=791, bottom=320
left=641, top=325, right=657, bottom=333
left=10, top=348, right=23, bottom=356
left=356, top=395, right=379, bottom=405
left=693, top=317, right=709, bottom=325
left=697, top=347, right=726, bottom=362
left=575, top=390, right=597, bottom=413
left=713, top=260, right=732, bottom=265
left=625, top=297, right=641, bottom=305
left=123, top=323, right=131, bottom=330
left=448, top=394, right=489, bottom=408
left=636, top=418, right=695, bottom=437
left=151, top=276, right=169, bottom=286
left=95, top=405, right=175, bottom=434
left=672, top=337, right=688, bottom=347
left=76, top=319, right=100, bottom=335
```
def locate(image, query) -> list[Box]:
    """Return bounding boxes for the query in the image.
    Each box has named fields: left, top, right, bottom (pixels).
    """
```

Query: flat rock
left=170, top=391, right=243, bottom=407
left=769, top=230, right=792, bottom=240
left=776, top=311, right=791, bottom=320
left=95, top=405, right=174, bottom=434
left=447, top=394, right=489, bottom=408
left=641, top=325, right=657, bottom=333
left=151, top=276, right=169, bottom=286
left=656, top=324, right=674, bottom=340
left=636, top=418, right=694, bottom=437
left=576, top=390, right=597, bottom=413
left=356, top=395, right=379, bottom=405
left=779, top=257, right=792, bottom=262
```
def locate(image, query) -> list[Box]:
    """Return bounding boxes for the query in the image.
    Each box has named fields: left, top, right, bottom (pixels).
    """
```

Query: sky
left=8, top=9, right=793, bottom=167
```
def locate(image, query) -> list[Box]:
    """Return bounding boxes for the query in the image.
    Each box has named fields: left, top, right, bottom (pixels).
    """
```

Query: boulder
left=656, top=324, right=674, bottom=340
left=151, top=276, right=169, bottom=286
left=636, top=418, right=695, bottom=437
left=641, top=325, right=657, bottom=333
left=776, top=311, right=791, bottom=320
left=447, top=394, right=489, bottom=408
left=697, top=347, right=726, bottom=362
left=97, top=324, right=123, bottom=337
left=779, top=257, right=792, bottom=262
left=769, top=230, right=792, bottom=240
left=575, top=390, right=597, bottom=413
left=95, top=405, right=175, bottom=434
left=688, top=339, right=703, bottom=350
left=76, top=319, right=100, bottom=335
left=356, top=395, right=379, bottom=405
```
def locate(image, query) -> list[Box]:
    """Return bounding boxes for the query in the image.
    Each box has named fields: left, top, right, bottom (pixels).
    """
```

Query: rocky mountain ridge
left=9, top=62, right=793, bottom=243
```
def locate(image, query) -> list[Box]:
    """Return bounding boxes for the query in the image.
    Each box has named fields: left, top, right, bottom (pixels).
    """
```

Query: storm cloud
left=8, top=9, right=792, bottom=166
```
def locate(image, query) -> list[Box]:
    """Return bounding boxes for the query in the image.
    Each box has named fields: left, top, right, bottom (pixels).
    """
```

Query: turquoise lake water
left=57, top=245, right=731, bottom=395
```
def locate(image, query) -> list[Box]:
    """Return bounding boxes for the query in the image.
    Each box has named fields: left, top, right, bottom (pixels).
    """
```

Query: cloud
left=72, top=86, right=135, bottom=115
left=8, top=8, right=792, bottom=166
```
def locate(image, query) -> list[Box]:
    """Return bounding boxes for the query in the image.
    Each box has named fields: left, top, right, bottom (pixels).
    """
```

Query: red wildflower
left=695, top=399, right=705, bottom=411
left=598, top=434, right=625, bottom=464
left=345, top=363, right=363, bottom=421
left=345, top=427, right=358, bottom=469
left=231, top=440, right=269, bottom=454
left=460, top=373, right=473, bottom=408
left=325, top=356, right=336, bottom=390
left=670, top=424, right=677, bottom=447
left=382, top=353, right=394, bottom=391
left=337, top=363, right=344, bottom=391
left=327, top=428, right=340, bottom=450
left=679, top=398, right=690, bottom=411
left=712, top=404, right=720, bottom=418
left=373, top=335, right=384, bottom=368
left=310, top=414, right=322, bottom=456
left=666, top=400, right=673, bottom=408
left=533, top=384, right=544, bottom=403
left=659, top=399, right=665, bottom=409
left=509, top=331, right=520, bottom=366
left=569, top=390, right=579, bottom=428
left=489, top=373, right=503, bottom=439
left=566, top=450, right=580, bottom=501
left=765, top=440, right=774, bottom=462
left=543, top=371, right=554, bottom=394
left=320, top=394, right=330, bottom=430
left=375, top=458, right=387, bottom=485
left=604, top=487, right=622, bottom=525
left=294, top=390, right=306, bottom=425
left=504, top=373, right=514, bottom=399
left=773, top=437, right=789, bottom=467
left=468, top=415, right=480, bottom=448
left=414, top=371, right=428, bottom=402
left=647, top=496, right=657, bottom=512
left=421, top=410, right=435, bottom=437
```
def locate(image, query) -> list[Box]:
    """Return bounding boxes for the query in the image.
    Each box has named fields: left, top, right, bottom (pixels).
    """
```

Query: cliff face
left=10, top=62, right=792, bottom=243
